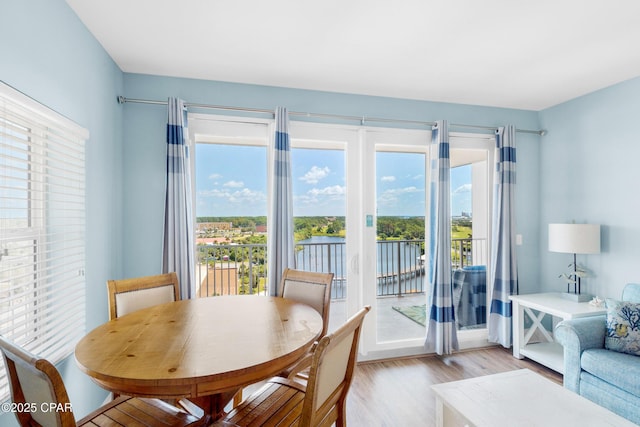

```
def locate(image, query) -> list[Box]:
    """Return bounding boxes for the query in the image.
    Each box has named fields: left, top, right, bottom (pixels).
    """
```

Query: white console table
left=509, top=293, right=607, bottom=373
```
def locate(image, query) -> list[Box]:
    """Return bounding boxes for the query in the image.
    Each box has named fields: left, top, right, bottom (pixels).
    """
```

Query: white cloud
left=377, top=186, right=423, bottom=206
left=308, top=185, right=346, bottom=197
left=224, top=180, right=244, bottom=188
left=208, top=173, right=222, bottom=180
left=388, top=186, right=421, bottom=195
left=197, top=188, right=230, bottom=199
left=295, top=185, right=346, bottom=209
left=228, top=188, right=264, bottom=203
left=198, top=187, right=266, bottom=205
left=198, top=188, right=224, bottom=198
left=300, top=166, right=330, bottom=184
left=381, top=176, right=396, bottom=182
left=453, top=184, right=472, bottom=194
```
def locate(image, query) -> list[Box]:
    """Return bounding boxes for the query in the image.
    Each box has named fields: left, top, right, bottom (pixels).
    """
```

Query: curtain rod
left=116, top=96, right=546, bottom=136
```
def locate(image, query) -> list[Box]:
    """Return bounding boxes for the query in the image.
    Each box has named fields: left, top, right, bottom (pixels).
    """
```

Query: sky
left=195, top=144, right=472, bottom=217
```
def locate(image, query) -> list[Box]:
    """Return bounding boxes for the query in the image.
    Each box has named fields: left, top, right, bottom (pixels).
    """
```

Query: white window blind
left=0, top=82, right=88, bottom=402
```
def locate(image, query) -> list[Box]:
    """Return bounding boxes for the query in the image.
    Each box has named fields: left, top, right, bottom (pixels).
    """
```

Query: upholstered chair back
left=107, top=272, right=180, bottom=320
left=301, top=305, right=370, bottom=426
left=281, top=268, right=334, bottom=338
left=0, top=335, right=76, bottom=427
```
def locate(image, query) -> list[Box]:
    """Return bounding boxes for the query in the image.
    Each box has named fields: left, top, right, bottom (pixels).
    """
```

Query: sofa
left=555, top=283, right=640, bottom=424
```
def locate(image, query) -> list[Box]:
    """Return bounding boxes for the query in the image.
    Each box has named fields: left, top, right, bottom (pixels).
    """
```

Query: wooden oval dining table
left=74, top=295, right=323, bottom=419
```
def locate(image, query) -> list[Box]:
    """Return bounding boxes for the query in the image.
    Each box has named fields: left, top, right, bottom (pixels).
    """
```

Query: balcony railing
left=195, top=238, right=487, bottom=299
left=451, top=238, right=488, bottom=270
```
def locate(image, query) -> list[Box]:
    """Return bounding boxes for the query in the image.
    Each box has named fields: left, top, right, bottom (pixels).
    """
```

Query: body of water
left=295, top=236, right=425, bottom=297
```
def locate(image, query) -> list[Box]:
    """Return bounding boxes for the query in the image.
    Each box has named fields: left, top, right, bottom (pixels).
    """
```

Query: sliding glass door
left=448, top=135, right=494, bottom=348
left=190, top=112, right=496, bottom=357
left=288, top=122, right=360, bottom=333
left=361, top=130, right=494, bottom=356
left=360, top=128, right=429, bottom=354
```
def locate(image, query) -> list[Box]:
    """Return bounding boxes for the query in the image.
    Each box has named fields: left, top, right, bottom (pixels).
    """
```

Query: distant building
left=196, top=237, right=229, bottom=245
left=255, top=225, right=267, bottom=233
left=196, top=222, right=233, bottom=233
left=453, top=212, right=472, bottom=221
left=197, top=265, right=238, bottom=297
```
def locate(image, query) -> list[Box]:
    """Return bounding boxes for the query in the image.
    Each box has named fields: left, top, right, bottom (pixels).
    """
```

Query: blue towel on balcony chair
left=452, top=266, right=486, bottom=329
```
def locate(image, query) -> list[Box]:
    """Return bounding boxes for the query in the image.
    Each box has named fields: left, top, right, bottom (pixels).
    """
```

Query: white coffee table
left=431, top=369, right=636, bottom=427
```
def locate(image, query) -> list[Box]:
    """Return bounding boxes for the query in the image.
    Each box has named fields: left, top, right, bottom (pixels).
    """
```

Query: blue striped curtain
left=488, top=125, right=518, bottom=347
left=267, top=107, right=295, bottom=296
left=425, top=120, right=459, bottom=355
left=162, top=97, right=195, bottom=300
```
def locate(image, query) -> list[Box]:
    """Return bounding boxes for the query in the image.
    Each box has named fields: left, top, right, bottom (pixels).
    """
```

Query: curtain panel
left=267, top=107, right=295, bottom=296
left=162, top=97, right=196, bottom=300
left=425, top=120, right=459, bottom=355
left=488, top=125, right=518, bottom=347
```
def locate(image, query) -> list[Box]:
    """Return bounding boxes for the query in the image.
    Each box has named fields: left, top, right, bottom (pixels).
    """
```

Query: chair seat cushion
left=581, top=349, right=640, bottom=397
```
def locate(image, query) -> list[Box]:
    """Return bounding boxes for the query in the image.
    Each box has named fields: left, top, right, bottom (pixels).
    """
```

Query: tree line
left=197, top=216, right=470, bottom=241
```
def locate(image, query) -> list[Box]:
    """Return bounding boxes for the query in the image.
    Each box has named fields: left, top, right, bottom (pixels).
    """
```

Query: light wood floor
left=346, top=346, right=562, bottom=427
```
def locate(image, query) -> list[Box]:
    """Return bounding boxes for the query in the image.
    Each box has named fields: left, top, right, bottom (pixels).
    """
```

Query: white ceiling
left=66, top=0, right=640, bottom=111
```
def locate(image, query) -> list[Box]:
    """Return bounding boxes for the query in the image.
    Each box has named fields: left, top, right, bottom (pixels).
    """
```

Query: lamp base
left=561, top=292, right=592, bottom=303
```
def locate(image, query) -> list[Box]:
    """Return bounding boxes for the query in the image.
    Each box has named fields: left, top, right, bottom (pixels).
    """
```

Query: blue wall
left=0, top=0, right=123, bottom=422
left=538, top=76, right=640, bottom=298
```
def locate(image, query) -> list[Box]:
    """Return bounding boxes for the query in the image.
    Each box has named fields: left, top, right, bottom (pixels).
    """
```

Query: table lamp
left=548, top=223, right=600, bottom=302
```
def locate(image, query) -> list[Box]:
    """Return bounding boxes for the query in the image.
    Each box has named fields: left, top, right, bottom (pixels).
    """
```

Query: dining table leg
left=188, top=389, right=240, bottom=420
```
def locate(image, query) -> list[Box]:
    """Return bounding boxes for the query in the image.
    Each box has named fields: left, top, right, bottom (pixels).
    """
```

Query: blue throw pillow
left=605, top=299, right=640, bottom=356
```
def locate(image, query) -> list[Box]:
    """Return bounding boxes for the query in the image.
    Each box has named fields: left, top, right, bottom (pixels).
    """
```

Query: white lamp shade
left=548, top=223, right=601, bottom=254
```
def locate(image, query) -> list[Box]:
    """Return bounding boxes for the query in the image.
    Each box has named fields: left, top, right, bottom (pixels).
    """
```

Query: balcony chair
left=213, top=305, right=370, bottom=427
left=107, top=272, right=180, bottom=320
left=0, top=335, right=208, bottom=427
